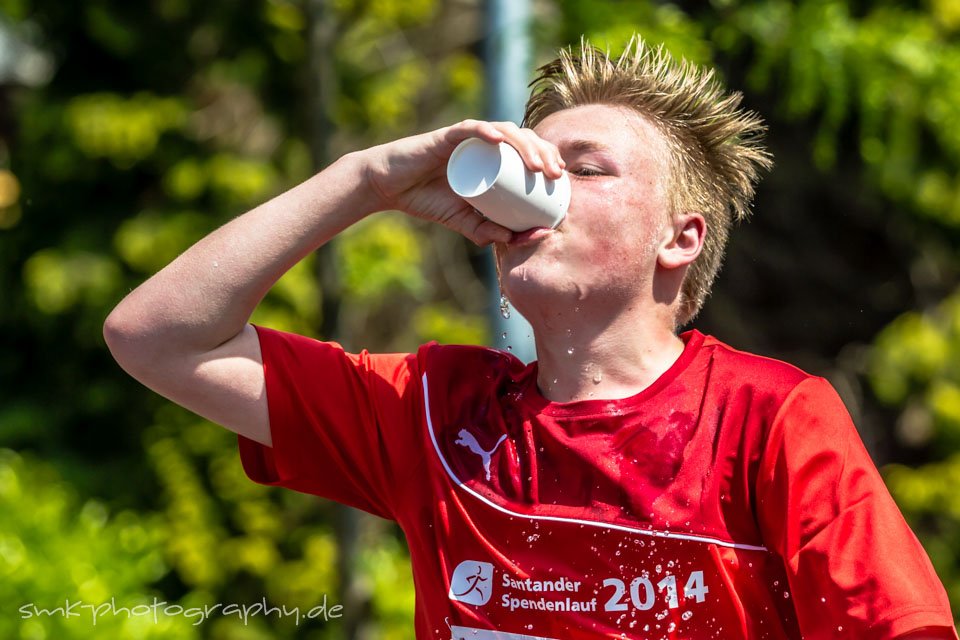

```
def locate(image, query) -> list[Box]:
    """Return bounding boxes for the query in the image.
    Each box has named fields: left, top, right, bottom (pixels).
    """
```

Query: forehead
left=531, top=103, right=670, bottom=159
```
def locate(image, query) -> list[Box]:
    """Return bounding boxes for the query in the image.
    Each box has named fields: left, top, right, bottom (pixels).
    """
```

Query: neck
left=526, top=303, right=685, bottom=404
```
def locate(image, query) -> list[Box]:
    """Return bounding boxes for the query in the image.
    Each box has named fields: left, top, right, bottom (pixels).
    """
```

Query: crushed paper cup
left=446, top=137, right=570, bottom=232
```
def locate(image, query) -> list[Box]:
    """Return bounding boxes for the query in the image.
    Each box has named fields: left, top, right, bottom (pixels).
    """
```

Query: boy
left=105, top=37, right=957, bottom=638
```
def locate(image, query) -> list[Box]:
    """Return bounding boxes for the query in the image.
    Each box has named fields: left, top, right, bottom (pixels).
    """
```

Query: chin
left=503, top=269, right=587, bottom=306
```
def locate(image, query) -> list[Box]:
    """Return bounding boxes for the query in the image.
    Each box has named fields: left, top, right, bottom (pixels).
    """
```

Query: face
left=496, top=103, right=675, bottom=317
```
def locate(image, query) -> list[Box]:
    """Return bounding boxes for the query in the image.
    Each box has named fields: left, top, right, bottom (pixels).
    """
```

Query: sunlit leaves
left=266, top=0, right=306, bottom=63
left=265, top=0, right=305, bottom=32
left=113, top=211, right=210, bottom=274
left=728, top=1, right=960, bottom=222
left=360, top=59, right=429, bottom=136
left=147, top=435, right=226, bottom=589
left=0, top=169, right=22, bottom=229
left=931, top=0, right=960, bottom=32
left=870, top=291, right=960, bottom=446
left=250, top=257, right=322, bottom=335
left=0, top=450, right=195, bottom=639
left=206, top=154, right=279, bottom=206
left=413, top=303, right=488, bottom=346
left=557, top=0, right=712, bottom=66
left=23, top=249, right=121, bottom=314
left=66, top=93, right=186, bottom=167
left=338, top=214, right=425, bottom=300
left=870, top=310, right=951, bottom=405
left=264, top=530, right=338, bottom=611
left=164, top=159, right=207, bottom=202
left=334, top=0, right=437, bottom=27
left=884, top=454, right=960, bottom=604
left=444, top=52, right=484, bottom=111
left=359, top=536, right=416, bottom=638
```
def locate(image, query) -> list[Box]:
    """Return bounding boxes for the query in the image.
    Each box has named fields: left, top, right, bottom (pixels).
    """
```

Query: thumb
left=444, top=206, right=514, bottom=246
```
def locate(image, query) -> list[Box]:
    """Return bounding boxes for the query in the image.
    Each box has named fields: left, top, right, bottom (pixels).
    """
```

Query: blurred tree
left=4, top=0, right=960, bottom=636
left=0, top=0, right=489, bottom=637
left=0, top=449, right=198, bottom=639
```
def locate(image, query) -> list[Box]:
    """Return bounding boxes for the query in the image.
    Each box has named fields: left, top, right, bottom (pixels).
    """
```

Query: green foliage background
left=1, top=0, right=958, bottom=636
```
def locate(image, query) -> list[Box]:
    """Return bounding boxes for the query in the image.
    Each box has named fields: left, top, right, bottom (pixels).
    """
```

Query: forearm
left=104, top=151, right=377, bottom=362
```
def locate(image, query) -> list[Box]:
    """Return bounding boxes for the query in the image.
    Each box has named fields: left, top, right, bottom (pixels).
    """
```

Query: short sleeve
left=756, top=377, right=958, bottom=639
left=237, top=326, right=424, bottom=520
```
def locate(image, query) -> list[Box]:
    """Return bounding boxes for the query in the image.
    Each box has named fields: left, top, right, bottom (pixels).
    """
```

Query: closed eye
left=570, top=167, right=604, bottom=177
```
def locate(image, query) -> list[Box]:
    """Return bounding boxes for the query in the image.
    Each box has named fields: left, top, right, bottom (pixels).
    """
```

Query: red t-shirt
left=238, top=326, right=957, bottom=639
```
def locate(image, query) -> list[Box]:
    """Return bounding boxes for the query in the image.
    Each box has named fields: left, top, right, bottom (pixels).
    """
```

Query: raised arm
left=103, top=120, right=564, bottom=447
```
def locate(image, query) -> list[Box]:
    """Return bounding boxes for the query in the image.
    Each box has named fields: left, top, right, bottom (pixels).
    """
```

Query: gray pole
left=485, top=0, right=537, bottom=363
left=305, top=3, right=371, bottom=639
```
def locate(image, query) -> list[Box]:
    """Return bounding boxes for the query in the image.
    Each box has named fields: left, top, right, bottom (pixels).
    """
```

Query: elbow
left=103, top=302, right=150, bottom=374
left=103, top=305, right=131, bottom=363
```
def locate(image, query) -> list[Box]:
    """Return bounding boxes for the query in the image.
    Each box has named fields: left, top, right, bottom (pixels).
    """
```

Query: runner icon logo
left=449, top=560, right=494, bottom=606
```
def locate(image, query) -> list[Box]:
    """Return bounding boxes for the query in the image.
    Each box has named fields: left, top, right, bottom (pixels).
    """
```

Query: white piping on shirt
left=422, top=372, right=768, bottom=553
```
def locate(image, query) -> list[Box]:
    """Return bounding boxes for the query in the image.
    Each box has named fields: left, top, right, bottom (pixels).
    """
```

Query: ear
left=657, top=212, right=705, bottom=270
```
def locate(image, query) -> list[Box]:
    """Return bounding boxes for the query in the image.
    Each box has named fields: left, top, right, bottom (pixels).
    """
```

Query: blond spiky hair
left=523, top=36, right=773, bottom=326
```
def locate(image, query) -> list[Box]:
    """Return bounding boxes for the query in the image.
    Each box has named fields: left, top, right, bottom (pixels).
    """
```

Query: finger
left=491, top=121, right=546, bottom=172
left=444, top=206, right=513, bottom=246
left=518, top=128, right=565, bottom=179
left=443, top=119, right=505, bottom=149
left=473, top=218, right=514, bottom=246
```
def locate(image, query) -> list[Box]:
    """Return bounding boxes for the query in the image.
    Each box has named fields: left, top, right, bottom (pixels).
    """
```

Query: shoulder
left=416, top=341, right=526, bottom=376
left=696, top=332, right=817, bottom=396
left=686, top=331, right=841, bottom=429
left=416, top=342, right=533, bottom=408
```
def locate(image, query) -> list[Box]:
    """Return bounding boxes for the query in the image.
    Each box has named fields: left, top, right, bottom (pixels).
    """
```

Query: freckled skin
left=496, top=104, right=673, bottom=314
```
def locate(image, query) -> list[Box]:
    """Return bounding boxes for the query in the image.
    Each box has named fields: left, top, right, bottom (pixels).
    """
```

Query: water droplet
left=667, top=622, right=677, bottom=632
left=567, top=347, right=575, bottom=355
left=507, top=345, right=513, bottom=351
left=501, top=332, right=507, bottom=339
left=499, top=295, right=511, bottom=318
left=682, top=611, right=693, bottom=621
left=592, top=370, right=603, bottom=384
left=783, top=591, right=790, bottom=599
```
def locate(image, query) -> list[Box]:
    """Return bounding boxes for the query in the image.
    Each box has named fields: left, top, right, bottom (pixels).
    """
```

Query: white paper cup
left=446, top=137, right=570, bottom=232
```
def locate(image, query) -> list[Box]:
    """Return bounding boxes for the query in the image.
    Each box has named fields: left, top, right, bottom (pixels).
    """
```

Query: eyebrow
left=562, top=139, right=613, bottom=154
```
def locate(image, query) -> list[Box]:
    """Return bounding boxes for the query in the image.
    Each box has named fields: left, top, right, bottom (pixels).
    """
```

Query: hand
left=358, top=119, right=565, bottom=246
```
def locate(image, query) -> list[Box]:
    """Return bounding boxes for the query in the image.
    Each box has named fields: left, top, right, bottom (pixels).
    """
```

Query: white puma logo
left=454, top=429, right=508, bottom=481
